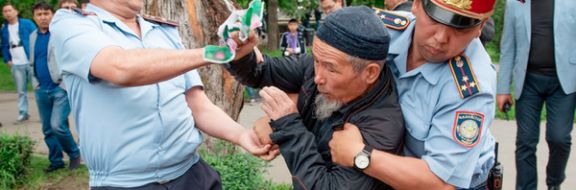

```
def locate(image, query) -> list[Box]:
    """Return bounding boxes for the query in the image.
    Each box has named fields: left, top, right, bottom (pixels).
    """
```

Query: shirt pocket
left=402, top=100, right=432, bottom=140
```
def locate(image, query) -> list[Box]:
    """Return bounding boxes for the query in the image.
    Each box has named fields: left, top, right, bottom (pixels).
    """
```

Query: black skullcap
left=316, top=6, right=390, bottom=61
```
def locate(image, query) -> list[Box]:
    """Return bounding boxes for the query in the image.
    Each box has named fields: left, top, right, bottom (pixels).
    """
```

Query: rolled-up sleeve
left=184, top=70, right=203, bottom=90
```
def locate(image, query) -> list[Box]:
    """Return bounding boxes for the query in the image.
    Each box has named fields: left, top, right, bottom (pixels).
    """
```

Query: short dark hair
left=32, top=2, right=54, bottom=14
left=288, top=19, right=298, bottom=24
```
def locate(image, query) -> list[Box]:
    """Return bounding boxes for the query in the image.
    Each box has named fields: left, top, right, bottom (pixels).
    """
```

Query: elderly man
left=228, top=6, right=404, bottom=190
left=330, top=0, right=498, bottom=189
left=49, top=0, right=272, bottom=189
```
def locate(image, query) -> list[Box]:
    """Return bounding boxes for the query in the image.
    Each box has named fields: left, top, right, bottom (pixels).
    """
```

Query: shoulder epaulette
left=449, top=55, right=480, bottom=99
left=72, top=8, right=96, bottom=16
left=142, top=15, right=179, bottom=27
left=373, top=8, right=410, bottom=31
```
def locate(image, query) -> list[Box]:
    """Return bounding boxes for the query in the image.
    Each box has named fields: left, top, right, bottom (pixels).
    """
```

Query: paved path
left=2, top=92, right=575, bottom=189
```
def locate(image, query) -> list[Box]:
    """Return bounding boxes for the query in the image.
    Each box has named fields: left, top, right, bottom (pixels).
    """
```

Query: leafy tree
left=0, top=0, right=61, bottom=21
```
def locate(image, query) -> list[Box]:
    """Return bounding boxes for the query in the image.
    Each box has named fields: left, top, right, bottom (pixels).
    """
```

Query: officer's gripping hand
left=237, top=128, right=279, bottom=161
left=330, top=123, right=365, bottom=168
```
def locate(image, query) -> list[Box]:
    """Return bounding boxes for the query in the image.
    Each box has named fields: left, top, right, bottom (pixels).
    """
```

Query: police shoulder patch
left=452, top=111, right=484, bottom=148
left=142, top=15, right=179, bottom=27
left=449, top=55, right=480, bottom=99
left=373, top=8, right=410, bottom=31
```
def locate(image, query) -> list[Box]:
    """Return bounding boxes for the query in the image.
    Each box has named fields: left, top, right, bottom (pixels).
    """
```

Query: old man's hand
left=230, top=29, right=260, bottom=61
left=330, top=123, right=365, bottom=167
left=259, top=86, right=297, bottom=120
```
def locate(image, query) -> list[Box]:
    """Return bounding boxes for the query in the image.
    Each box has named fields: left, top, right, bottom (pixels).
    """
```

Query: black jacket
left=227, top=52, right=405, bottom=190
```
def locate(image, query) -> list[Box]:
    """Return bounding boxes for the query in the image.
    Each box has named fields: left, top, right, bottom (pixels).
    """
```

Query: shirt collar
left=37, top=29, right=50, bottom=35
left=86, top=4, right=158, bottom=37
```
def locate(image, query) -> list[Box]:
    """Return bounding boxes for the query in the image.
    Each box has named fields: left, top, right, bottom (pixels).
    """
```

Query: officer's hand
left=259, top=86, right=297, bottom=120
left=237, top=128, right=271, bottom=157
left=258, top=145, right=280, bottom=161
left=6, top=61, right=13, bottom=68
left=496, top=94, right=513, bottom=112
left=330, top=123, right=365, bottom=168
left=254, top=116, right=274, bottom=145
left=231, top=30, right=260, bottom=61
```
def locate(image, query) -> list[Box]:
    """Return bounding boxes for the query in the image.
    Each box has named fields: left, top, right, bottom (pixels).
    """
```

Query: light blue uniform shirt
left=50, top=4, right=204, bottom=187
left=386, top=14, right=496, bottom=188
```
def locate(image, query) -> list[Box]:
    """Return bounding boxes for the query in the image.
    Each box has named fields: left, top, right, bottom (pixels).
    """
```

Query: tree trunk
left=266, top=0, right=279, bottom=51
left=142, top=0, right=244, bottom=121
left=143, top=0, right=246, bottom=151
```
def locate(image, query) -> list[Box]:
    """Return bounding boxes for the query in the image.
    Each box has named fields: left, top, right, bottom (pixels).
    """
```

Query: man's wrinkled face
left=411, top=0, right=484, bottom=63
left=312, top=37, right=372, bottom=107
left=320, top=0, right=343, bottom=14
left=2, top=5, right=18, bottom=21
left=33, top=9, right=54, bottom=31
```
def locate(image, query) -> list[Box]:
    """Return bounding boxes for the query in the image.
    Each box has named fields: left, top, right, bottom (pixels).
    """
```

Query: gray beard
left=314, top=94, right=343, bottom=120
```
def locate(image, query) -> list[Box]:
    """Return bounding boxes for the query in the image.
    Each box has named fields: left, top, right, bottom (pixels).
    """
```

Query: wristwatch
left=354, top=145, right=373, bottom=170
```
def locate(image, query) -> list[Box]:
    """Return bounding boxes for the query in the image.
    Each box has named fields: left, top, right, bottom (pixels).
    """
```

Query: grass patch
left=485, top=42, right=500, bottom=63
left=16, top=155, right=89, bottom=190
left=0, top=61, right=16, bottom=92
left=261, top=49, right=283, bottom=57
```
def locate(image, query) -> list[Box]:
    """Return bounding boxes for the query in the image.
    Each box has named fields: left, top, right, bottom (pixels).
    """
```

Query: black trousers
left=92, top=159, right=222, bottom=190
left=515, top=72, right=576, bottom=190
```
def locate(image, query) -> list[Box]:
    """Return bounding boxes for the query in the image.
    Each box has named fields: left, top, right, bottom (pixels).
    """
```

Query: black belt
left=10, top=44, right=22, bottom=49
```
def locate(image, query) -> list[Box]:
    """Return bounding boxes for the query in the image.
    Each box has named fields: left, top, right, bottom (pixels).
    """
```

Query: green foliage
left=237, top=0, right=318, bottom=20
left=200, top=140, right=273, bottom=190
left=0, top=61, right=15, bottom=92
left=0, top=134, right=35, bottom=189
left=0, top=0, right=62, bottom=20
left=16, top=155, right=89, bottom=190
left=486, top=0, right=506, bottom=62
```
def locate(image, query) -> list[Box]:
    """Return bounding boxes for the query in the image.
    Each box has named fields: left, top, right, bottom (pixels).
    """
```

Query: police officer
left=49, top=0, right=273, bottom=189
left=329, top=0, right=497, bottom=189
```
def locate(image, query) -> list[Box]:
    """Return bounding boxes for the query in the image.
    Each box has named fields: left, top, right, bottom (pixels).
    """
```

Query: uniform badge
left=452, top=111, right=484, bottom=148
left=373, top=8, right=410, bottom=30
left=449, top=55, right=480, bottom=99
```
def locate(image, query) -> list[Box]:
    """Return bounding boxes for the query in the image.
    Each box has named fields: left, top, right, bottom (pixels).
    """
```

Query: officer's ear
left=477, top=19, right=489, bottom=38
left=412, top=0, right=421, bottom=14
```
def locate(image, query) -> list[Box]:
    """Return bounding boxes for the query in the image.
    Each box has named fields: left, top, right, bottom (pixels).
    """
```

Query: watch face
left=355, top=155, right=370, bottom=169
